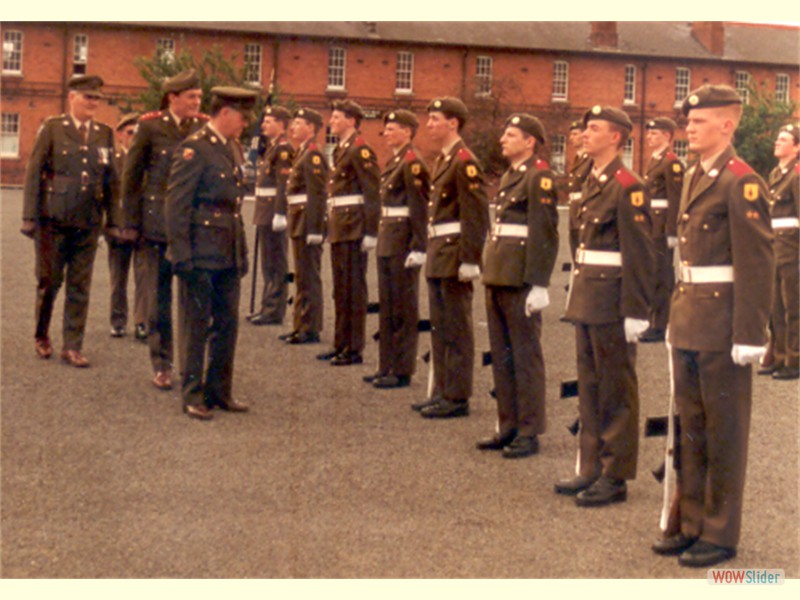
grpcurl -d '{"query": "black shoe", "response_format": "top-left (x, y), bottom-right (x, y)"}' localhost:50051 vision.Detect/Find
top-left (475, 430), bottom-right (517, 451)
top-left (575, 476), bottom-right (627, 507)
top-left (286, 332), bottom-right (320, 344)
top-left (317, 348), bottom-right (338, 360)
top-left (652, 533), bottom-right (698, 556)
top-left (411, 397), bottom-right (439, 412)
top-left (502, 435), bottom-right (539, 459)
top-left (373, 374), bottom-right (410, 388)
top-left (678, 540), bottom-right (736, 568)
top-left (110, 326), bottom-right (126, 338)
top-left (757, 363), bottom-right (781, 375)
top-left (554, 475), bottom-right (598, 496)
top-left (134, 323), bottom-right (148, 341)
top-left (639, 328), bottom-right (665, 343)
top-left (363, 371), bottom-right (385, 384)
top-left (772, 366), bottom-right (799, 380)
top-left (420, 398), bottom-right (469, 419)
top-left (250, 314), bottom-right (281, 326)
top-left (331, 352), bottom-right (363, 366)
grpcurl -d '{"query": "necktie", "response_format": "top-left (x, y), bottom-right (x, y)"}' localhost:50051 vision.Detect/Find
top-left (689, 164), bottom-right (705, 195)
top-left (78, 122), bottom-right (88, 143)
top-left (179, 119), bottom-right (191, 138)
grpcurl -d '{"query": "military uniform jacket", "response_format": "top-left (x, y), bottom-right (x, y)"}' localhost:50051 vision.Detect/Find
top-left (564, 156), bottom-right (655, 324)
top-left (23, 115), bottom-right (114, 229)
top-left (122, 110), bottom-right (206, 243)
top-left (568, 151), bottom-right (593, 201)
top-left (253, 134), bottom-right (294, 227)
top-left (669, 146), bottom-right (774, 352)
top-left (644, 149), bottom-right (683, 239)
top-left (327, 132), bottom-right (380, 243)
top-left (768, 157), bottom-right (799, 265)
top-left (482, 156), bottom-right (559, 288)
top-left (106, 148), bottom-right (128, 230)
top-left (425, 140), bottom-right (490, 279)
top-left (377, 143), bottom-right (429, 258)
top-left (285, 139), bottom-right (328, 240)
top-left (165, 124), bottom-right (248, 275)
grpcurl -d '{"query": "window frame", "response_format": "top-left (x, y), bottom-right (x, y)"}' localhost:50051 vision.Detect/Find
top-left (327, 46), bottom-right (347, 91)
top-left (623, 64), bottom-right (636, 105)
top-left (552, 60), bottom-right (569, 102)
top-left (244, 43), bottom-right (262, 85)
top-left (2, 30), bottom-right (23, 74)
top-left (73, 33), bottom-right (88, 75)
top-left (395, 51), bottom-right (414, 94)
top-left (475, 55), bottom-right (493, 96)
top-left (1, 112), bottom-right (21, 159)
top-left (776, 73), bottom-right (790, 105)
top-left (674, 67), bottom-right (691, 108)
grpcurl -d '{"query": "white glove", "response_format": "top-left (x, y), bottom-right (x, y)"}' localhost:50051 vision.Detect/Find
top-left (457, 263), bottom-right (481, 282)
top-left (667, 236), bottom-right (678, 249)
top-left (272, 214), bottom-right (287, 232)
top-left (404, 251), bottom-right (426, 269)
top-left (624, 318), bottom-right (650, 343)
top-left (306, 233), bottom-right (323, 246)
top-left (731, 344), bottom-right (767, 366)
top-left (361, 235), bottom-right (377, 252)
top-left (525, 286), bottom-right (550, 317)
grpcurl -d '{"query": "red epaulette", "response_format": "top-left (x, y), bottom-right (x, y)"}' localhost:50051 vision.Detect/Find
top-left (307, 141), bottom-right (318, 152)
top-left (666, 151), bottom-right (678, 162)
top-left (354, 136), bottom-right (366, 147)
top-left (140, 110), bottom-right (162, 121)
top-left (457, 147), bottom-right (473, 162)
top-left (614, 168), bottom-right (638, 188)
top-left (404, 148), bottom-right (418, 163)
top-left (794, 163), bottom-right (800, 175)
top-left (727, 157), bottom-right (754, 178)
top-left (535, 158), bottom-right (550, 171)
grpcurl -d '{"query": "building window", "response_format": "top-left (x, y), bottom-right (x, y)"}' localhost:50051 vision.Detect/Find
top-left (1, 113), bottom-right (20, 158)
top-left (673, 139), bottom-right (688, 163)
top-left (735, 71), bottom-right (751, 104)
top-left (623, 64), bottom-right (636, 105)
top-left (776, 73), bottom-right (790, 105)
top-left (327, 46), bottom-right (346, 91)
top-left (550, 134), bottom-right (566, 174)
top-left (674, 67), bottom-right (690, 107)
top-left (73, 34), bottom-right (88, 75)
top-left (156, 38), bottom-right (175, 64)
top-left (622, 138), bottom-right (634, 170)
top-left (3, 30), bottom-right (22, 74)
top-left (244, 43), bottom-right (262, 85)
top-left (395, 51), bottom-right (414, 94)
top-left (476, 55), bottom-right (493, 96)
top-left (552, 61), bottom-right (568, 101)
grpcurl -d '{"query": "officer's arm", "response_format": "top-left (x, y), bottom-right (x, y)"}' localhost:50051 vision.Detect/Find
top-left (120, 125), bottom-right (149, 230)
top-left (353, 145), bottom-right (381, 237)
top-left (665, 158), bottom-right (684, 238)
top-left (304, 152), bottom-right (328, 236)
top-left (618, 185), bottom-right (655, 319)
top-left (275, 144), bottom-right (293, 217)
top-left (455, 159), bottom-right (489, 266)
top-left (524, 170), bottom-right (559, 287)
top-left (22, 121), bottom-right (52, 223)
top-left (403, 159), bottom-right (430, 253)
top-left (165, 142), bottom-right (203, 270)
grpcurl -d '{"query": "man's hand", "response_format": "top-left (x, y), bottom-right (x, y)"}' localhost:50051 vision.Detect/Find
top-left (525, 286), bottom-right (550, 316)
top-left (306, 234), bottom-right (323, 246)
top-left (624, 318), bottom-right (650, 343)
top-left (404, 251), bottom-right (426, 269)
top-left (360, 235), bottom-right (377, 253)
top-left (457, 263), bottom-right (481, 282)
top-left (731, 344), bottom-right (767, 366)
top-left (272, 214), bottom-right (287, 232)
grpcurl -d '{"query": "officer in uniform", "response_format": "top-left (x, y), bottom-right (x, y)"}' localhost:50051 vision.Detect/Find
top-left (165, 86), bottom-right (255, 421)
top-left (556, 106), bottom-right (655, 505)
top-left (318, 100), bottom-right (380, 366)
top-left (759, 123), bottom-right (799, 380)
top-left (567, 120), bottom-right (593, 259)
top-left (364, 109), bottom-right (430, 389)
top-left (21, 75), bottom-right (114, 367)
top-left (416, 97), bottom-right (489, 419)
top-left (248, 105), bottom-right (295, 326)
top-left (640, 117), bottom-right (684, 342)
top-left (106, 112), bottom-right (149, 339)
top-left (652, 85), bottom-right (774, 567)
top-left (477, 114), bottom-right (559, 458)
top-left (121, 69), bottom-right (206, 391)
top-left (280, 108), bottom-right (328, 345)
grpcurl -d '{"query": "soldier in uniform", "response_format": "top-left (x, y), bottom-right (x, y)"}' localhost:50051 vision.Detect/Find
top-left (759, 123), bottom-right (799, 380)
top-left (21, 75), bottom-right (114, 367)
top-left (640, 117), bottom-right (684, 342)
top-left (651, 85), bottom-right (774, 567)
top-left (280, 108), bottom-right (328, 345)
top-left (555, 106), bottom-right (655, 506)
top-left (567, 120), bottom-right (593, 259)
top-left (248, 105), bottom-right (295, 326)
top-left (415, 97), bottom-right (489, 419)
top-left (121, 69), bottom-right (206, 391)
top-left (477, 114), bottom-right (559, 458)
top-left (165, 86), bottom-right (255, 421)
top-left (363, 109), bottom-right (429, 389)
top-left (317, 100), bottom-right (380, 366)
top-left (106, 112), bottom-right (149, 339)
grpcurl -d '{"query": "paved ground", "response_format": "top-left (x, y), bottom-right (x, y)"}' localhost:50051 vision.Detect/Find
top-left (1, 187), bottom-right (797, 583)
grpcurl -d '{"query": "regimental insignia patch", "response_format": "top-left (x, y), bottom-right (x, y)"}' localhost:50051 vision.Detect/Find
top-left (541, 177), bottom-right (552, 191)
top-left (411, 164), bottom-right (421, 175)
top-left (673, 163), bottom-right (682, 173)
top-left (361, 149), bottom-right (371, 160)
top-left (466, 165), bottom-right (478, 178)
top-left (744, 183), bottom-right (759, 201)
top-left (631, 191), bottom-right (644, 207)
top-left (312, 156), bottom-right (321, 165)
top-left (280, 151), bottom-right (289, 160)
top-left (183, 148), bottom-right (195, 160)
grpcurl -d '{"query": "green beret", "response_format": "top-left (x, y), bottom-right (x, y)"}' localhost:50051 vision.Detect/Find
top-left (779, 123), bottom-right (800, 145)
top-left (68, 75), bottom-right (104, 95)
top-left (681, 84), bottom-right (742, 116)
top-left (569, 120), bottom-right (584, 131)
top-left (426, 97), bottom-right (468, 127)
top-left (583, 105), bottom-right (633, 132)
top-left (331, 99), bottom-right (364, 123)
top-left (263, 105), bottom-right (293, 125)
top-left (162, 69), bottom-right (201, 95)
top-left (293, 107), bottom-right (324, 130)
top-left (504, 113), bottom-right (546, 145)
top-left (115, 112), bottom-right (140, 131)
top-left (645, 117), bottom-right (677, 133)
top-left (383, 109), bottom-right (419, 131)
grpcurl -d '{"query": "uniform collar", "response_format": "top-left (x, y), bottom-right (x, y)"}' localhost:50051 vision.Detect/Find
top-left (70, 114), bottom-right (92, 131)
top-left (206, 122), bottom-right (228, 145)
top-left (441, 136), bottom-right (461, 158)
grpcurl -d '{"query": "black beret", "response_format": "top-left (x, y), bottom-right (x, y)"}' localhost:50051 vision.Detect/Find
top-left (569, 120), bottom-right (584, 131)
top-left (162, 69), bottom-right (201, 95)
top-left (645, 117), bottom-right (677, 133)
top-left (263, 105), bottom-right (293, 124)
top-left (211, 86), bottom-right (258, 117)
top-left (504, 113), bottom-right (546, 145)
top-left (583, 105), bottom-right (633, 132)
top-left (293, 107), bottom-right (324, 130)
top-left (115, 112), bottom-right (140, 131)
top-left (779, 123), bottom-right (800, 145)
top-left (426, 97), bottom-right (468, 126)
top-left (331, 99), bottom-right (364, 122)
top-left (68, 75), bottom-right (104, 94)
top-left (383, 109), bottom-right (419, 131)
top-left (681, 84), bottom-right (742, 116)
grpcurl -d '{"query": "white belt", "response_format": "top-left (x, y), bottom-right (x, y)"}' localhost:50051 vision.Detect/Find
top-left (427, 222), bottom-right (461, 238)
top-left (381, 206), bottom-right (410, 218)
top-left (772, 217), bottom-right (800, 229)
top-left (679, 265), bottom-right (734, 284)
top-left (255, 187), bottom-right (278, 197)
top-left (650, 198), bottom-right (669, 209)
top-left (287, 194), bottom-right (307, 206)
top-left (492, 223), bottom-right (528, 238)
top-left (328, 194), bottom-right (364, 209)
top-left (575, 249), bottom-right (622, 267)
top-left (569, 192), bottom-right (582, 202)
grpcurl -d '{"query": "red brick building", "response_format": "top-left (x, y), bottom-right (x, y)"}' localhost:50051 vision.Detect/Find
top-left (2, 21), bottom-right (798, 185)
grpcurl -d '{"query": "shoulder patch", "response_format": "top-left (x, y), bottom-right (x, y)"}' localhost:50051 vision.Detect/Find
top-left (354, 136), bottom-right (366, 147)
top-left (672, 162), bottom-right (683, 174)
top-left (140, 111), bottom-right (162, 121)
top-left (411, 163), bottom-right (422, 176)
top-left (360, 147), bottom-right (372, 160)
top-left (312, 155), bottom-right (322, 166)
top-left (794, 164), bottom-right (800, 175)
top-left (613, 168), bottom-right (638, 188)
top-left (630, 191), bottom-right (645, 207)
top-left (404, 148), bottom-right (417, 163)
top-left (182, 148), bottom-right (195, 161)
top-left (743, 182), bottom-right (760, 201)
top-left (540, 176), bottom-right (552, 191)
top-left (727, 157), bottom-right (754, 178)
top-left (465, 164), bottom-right (478, 179)
top-left (665, 151), bottom-right (678, 162)
top-left (535, 158), bottom-right (550, 171)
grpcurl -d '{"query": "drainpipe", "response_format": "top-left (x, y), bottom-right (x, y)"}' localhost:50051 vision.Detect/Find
top-left (61, 25), bottom-right (70, 113)
top-left (639, 62), bottom-right (647, 173)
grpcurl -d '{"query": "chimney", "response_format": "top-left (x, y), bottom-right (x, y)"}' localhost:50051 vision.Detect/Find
top-left (363, 22), bottom-right (378, 37)
top-left (590, 22), bottom-right (618, 48)
top-left (691, 22), bottom-right (725, 56)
